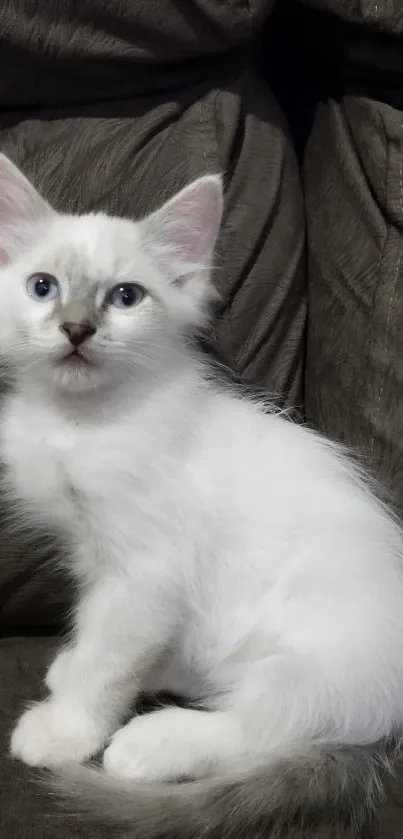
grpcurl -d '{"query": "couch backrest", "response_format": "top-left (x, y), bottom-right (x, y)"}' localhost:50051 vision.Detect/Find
top-left (303, 0), bottom-right (403, 35)
top-left (0, 0), bottom-right (274, 107)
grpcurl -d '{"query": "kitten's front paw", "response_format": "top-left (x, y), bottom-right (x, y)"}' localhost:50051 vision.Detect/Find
top-left (103, 722), bottom-right (154, 780)
top-left (103, 713), bottom-right (186, 782)
top-left (11, 699), bottom-right (105, 768)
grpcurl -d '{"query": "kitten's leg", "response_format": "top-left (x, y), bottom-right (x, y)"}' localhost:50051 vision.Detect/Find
top-left (103, 706), bottom-right (247, 782)
top-left (11, 574), bottom-right (174, 768)
top-left (102, 653), bottom-right (341, 783)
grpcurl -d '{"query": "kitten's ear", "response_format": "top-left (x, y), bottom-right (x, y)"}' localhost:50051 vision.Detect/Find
top-left (0, 154), bottom-right (54, 266)
top-left (141, 175), bottom-right (223, 285)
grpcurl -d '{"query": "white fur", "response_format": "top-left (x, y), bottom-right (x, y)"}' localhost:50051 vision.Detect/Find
top-left (1, 155), bottom-right (403, 783)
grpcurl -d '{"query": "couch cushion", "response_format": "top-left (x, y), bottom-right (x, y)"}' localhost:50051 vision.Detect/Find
top-left (305, 91), bottom-right (403, 513)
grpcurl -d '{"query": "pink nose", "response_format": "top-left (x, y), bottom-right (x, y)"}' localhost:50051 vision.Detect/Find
top-left (60, 321), bottom-right (96, 346)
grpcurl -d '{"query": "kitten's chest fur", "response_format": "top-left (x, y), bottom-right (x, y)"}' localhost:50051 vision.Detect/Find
top-left (0, 391), bottom-right (161, 553)
top-left (3, 398), bottom-right (84, 507)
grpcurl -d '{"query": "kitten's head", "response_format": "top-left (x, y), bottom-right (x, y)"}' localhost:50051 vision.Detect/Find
top-left (0, 154), bottom-right (223, 394)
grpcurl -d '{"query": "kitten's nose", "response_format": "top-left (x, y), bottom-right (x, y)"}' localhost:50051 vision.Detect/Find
top-left (60, 321), bottom-right (96, 346)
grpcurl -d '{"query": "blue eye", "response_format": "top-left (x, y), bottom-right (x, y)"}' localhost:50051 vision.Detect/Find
top-left (108, 283), bottom-right (144, 309)
top-left (26, 273), bottom-right (59, 302)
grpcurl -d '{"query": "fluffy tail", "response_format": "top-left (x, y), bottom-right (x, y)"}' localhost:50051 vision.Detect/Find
top-left (50, 742), bottom-right (392, 839)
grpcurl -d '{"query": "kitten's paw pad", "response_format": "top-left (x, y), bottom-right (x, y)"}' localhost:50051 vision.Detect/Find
top-left (11, 700), bottom-right (104, 768)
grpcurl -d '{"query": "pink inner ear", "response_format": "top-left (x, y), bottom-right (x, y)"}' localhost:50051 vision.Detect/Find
top-left (167, 180), bottom-right (223, 263)
top-left (144, 176), bottom-right (223, 271)
top-left (0, 154), bottom-right (53, 266)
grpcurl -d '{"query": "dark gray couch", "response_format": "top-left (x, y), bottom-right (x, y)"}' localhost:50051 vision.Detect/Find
top-left (1, 1), bottom-right (402, 836)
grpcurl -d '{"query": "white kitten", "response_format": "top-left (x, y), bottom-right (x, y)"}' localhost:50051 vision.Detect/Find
top-left (1, 154), bottom-right (402, 839)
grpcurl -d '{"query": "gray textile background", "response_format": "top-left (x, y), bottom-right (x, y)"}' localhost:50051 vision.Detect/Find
top-left (2, 0), bottom-right (403, 837)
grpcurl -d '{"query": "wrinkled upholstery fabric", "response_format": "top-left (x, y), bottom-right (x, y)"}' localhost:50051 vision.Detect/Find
top-left (302, 12), bottom-right (403, 833)
top-left (301, 0), bottom-right (403, 508)
top-left (302, 0), bottom-right (403, 35)
top-left (305, 95), bottom-right (403, 510)
top-left (2, 1), bottom-right (403, 837)
top-left (0, 1), bottom-right (274, 107)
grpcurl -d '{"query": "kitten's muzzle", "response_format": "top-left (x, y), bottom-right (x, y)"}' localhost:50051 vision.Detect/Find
top-left (60, 321), bottom-right (96, 347)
